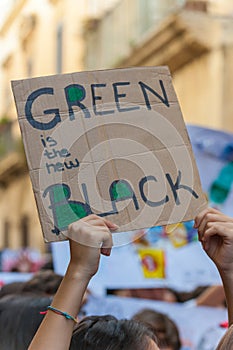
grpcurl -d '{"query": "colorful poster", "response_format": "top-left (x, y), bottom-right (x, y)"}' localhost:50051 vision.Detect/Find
top-left (138, 248), bottom-right (165, 278)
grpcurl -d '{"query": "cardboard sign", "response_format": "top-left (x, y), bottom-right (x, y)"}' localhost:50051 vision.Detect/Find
top-left (11, 66), bottom-right (207, 242)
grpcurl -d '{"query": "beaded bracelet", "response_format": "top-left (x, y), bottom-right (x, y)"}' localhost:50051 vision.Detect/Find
top-left (40, 306), bottom-right (78, 323)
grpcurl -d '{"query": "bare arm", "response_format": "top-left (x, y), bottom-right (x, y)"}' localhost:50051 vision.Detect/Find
top-left (28, 215), bottom-right (117, 350)
top-left (194, 208), bottom-right (233, 325)
top-left (195, 285), bottom-right (225, 308)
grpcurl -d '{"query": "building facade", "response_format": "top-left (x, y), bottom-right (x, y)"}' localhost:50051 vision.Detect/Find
top-left (0, 0), bottom-right (90, 251)
top-left (0, 0), bottom-right (232, 251)
top-left (84, 0), bottom-right (233, 131)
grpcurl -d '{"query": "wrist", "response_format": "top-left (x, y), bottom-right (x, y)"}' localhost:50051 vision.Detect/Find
top-left (66, 262), bottom-right (93, 283)
top-left (217, 263), bottom-right (233, 277)
top-left (218, 268), bottom-right (233, 288)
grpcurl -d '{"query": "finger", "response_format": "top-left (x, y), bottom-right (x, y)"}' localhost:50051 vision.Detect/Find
top-left (194, 207), bottom-right (221, 228)
top-left (198, 213), bottom-right (224, 238)
top-left (102, 218), bottom-right (119, 231)
top-left (71, 225), bottom-right (113, 249)
top-left (198, 211), bottom-right (233, 244)
top-left (194, 208), bottom-right (211, 229)
top-left (67, 225), bottom-right (107, 247)
top-left (82, 215), bottom-right (119, 231)
top-left (100, 228), bottom-right (113, 255)
top-left (201, 223), bottom-right (225, 251)
top-left (81, 214), bottom-right (105, 226)
top-left (195, 209), bottom-right (213, 243)
top-left (88, 216), bottom-right (119, 231)
top-left (101, 247), bottom-right (112, 256)
top-left (67, 215), bottom-right (116, 248)
top-left (201, 221), bottom-right (233, 250)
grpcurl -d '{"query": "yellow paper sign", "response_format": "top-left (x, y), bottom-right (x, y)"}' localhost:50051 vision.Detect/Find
top-left (138, 248), bottom-right (165, 278)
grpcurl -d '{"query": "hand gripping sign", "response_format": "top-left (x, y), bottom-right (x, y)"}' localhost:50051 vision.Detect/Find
top-left (11, 66), bottom-right (207, 244)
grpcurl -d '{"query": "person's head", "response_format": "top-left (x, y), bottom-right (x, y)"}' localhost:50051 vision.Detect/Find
top-left (0, 281), bottom-right (25, 298)
top-left (0, 294), bottom-right (51, 350)
top-left (216, 324), bottom-right (233, 349)
top-left (21, 270), bottom-right (63, 296)
top-left (70, 315), bottom-right (159, 350)
top-left (130, 288), bottom-right (178, 302)
top-left (133, 309), bottom-right (181, 350)
top-left (173, 286), bottom-right (209, 303)
top-left (107, 288), bottom-right (132, 298)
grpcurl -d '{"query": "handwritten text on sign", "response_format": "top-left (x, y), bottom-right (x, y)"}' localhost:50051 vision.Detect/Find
top-left (11, 67), bottom-right (207, 242)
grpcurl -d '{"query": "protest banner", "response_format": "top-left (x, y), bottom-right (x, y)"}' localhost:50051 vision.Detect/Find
top-left (11, 66), bottom-right (207, 242)
top-left (83, 295), bottom-right (227, 350)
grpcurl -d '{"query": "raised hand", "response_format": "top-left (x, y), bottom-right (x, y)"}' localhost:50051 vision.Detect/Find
top-left (194, 207), bottom-right (233, 273)
top-left (68, 214), bottom-right (118, 278)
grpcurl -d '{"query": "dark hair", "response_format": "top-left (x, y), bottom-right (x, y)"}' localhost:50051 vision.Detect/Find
top-left (133, 309), bottom-right (181, 350)
top-left (22, 270), bottom-right (63, 295)
top-left (172, 286), bottom-right (209, 303)
top-left (70, 315), bottom-right (157, 350)
top-left (0, 294), bottom-right (51, 350)
top-left (216, 324), bottom-right (233, 350)
top-left (0, 281), bottom-right (25, 298)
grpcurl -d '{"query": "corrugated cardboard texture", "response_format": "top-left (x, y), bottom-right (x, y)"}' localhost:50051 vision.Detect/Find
top-left (11, 66), bottom-right (207, 242)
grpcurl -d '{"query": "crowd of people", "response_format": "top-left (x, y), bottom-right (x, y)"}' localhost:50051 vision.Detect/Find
top-left (1, 207), bottom-right (233, 349)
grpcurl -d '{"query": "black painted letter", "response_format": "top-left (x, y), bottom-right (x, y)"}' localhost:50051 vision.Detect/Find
top-left (91, 84), bottom-right (115, 115)
top-left (25, 88), bottom-right (61, 130)
top-left (139, 175), bottom-right (169, 207)
top-left (65, 84), bottom-right (91, 120)
top-left (113, 82), bottom-right (140, 112)
top-left (139, 80), bottom-right (170, 109)
top-left (166, 171), bottom-right (198, 205)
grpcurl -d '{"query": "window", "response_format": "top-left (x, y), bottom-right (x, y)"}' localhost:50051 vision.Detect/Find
top-left (56, 23), bottom-right (63, 74)
top-left (3, 220), bottom-right (10, 248)
top-left (20, 215), bottom-right (29, 248)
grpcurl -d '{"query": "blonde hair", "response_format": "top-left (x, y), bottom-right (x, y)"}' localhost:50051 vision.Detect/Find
top-left (216, 324), bottom-right (233, 349)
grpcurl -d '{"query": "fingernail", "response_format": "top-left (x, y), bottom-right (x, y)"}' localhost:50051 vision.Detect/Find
top-left (101, 248), bottom-right (111, 256)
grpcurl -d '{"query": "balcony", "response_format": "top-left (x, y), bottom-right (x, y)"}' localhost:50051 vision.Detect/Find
top-left (83, 0), bottom-right (185, 70)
